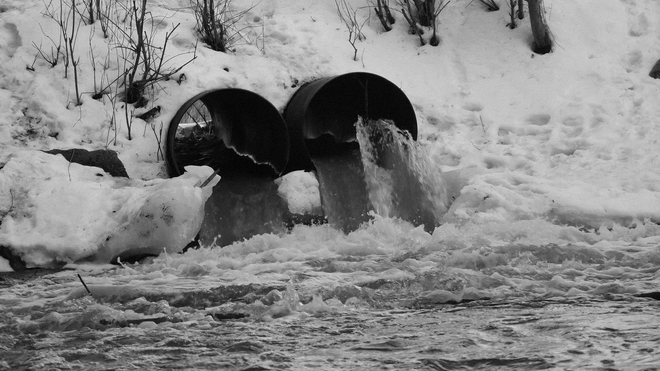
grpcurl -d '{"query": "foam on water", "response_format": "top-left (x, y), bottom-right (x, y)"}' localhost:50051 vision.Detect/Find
top-left (2, 214), bottom-right (660, 369)
top-left (53, 215), bottom-right (658, 301)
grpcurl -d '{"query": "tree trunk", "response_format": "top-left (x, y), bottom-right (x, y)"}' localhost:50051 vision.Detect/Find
top-left (414, 0), bottom-right (434, 27)
top-left (88, 0), bottom-right (94, 24)
top-left (430, 20), bottom-right (439, 46)
top-left (517, 0), bottom-right (524, 19)
top-left (527, 0), bottom-right (552, 54)
top-left (375, 0), bottom-right (393, 31)
top-left (508, 0), bottom-right (516, 29)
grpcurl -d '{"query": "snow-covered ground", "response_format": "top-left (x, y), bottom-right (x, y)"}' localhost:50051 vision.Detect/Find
top-left (1, 0), bottom-right (659, 269)
top-left (2, 1), bottom-right (660, 369)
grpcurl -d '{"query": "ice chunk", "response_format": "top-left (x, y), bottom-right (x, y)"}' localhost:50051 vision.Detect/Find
top-left (98, 165), bottom-right (219, 262)
top-left (275, 170), bottom-right (322, 215)
top-left (0, 151), bottom-right (219, 266)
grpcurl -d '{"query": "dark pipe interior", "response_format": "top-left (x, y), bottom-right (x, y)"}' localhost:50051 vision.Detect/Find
top-left (164, 74), bottom-right (417, 240)
top-left (166, 88), bottom-right (289, 178)
top-left (283, 72), bottom-right (417, 173)
top-left (165, 89), bottom-right (292, 247)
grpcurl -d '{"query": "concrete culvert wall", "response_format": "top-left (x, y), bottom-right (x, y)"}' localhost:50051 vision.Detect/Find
top-left (283, 72), bottom-right (418, 173)
top-left (166, 88), bottom-right (289, 178)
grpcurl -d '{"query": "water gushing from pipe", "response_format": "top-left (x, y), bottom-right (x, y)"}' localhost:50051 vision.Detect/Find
top-left (311, 117), bottom-right (448, 233)
top-left (356, 117), bottom-right (449, 232)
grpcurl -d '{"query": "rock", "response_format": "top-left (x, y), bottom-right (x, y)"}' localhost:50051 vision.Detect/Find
top-left (650, 59), bottom-right (660, 79)
top-left (136, 106), bottom-right (161, 122)
top-left (0, 244), bottom-right (26, 271)
top-left (636, 292), bottom-right (660, 300)
top-left (44, 148), bottom-right (129, 178)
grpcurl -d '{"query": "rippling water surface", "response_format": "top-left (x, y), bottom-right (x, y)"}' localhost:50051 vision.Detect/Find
top-left (2, 219), bottom-right (660, 370)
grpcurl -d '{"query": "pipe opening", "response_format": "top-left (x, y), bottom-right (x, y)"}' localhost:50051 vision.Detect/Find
top-left (166, 89), bottom-right (291, 247)
top-left (283, 72), bottom-right (418, 232)
top-left (166, 88), bottom-right (289, 178)
top-left (284, 72), bottom-right (417, 173)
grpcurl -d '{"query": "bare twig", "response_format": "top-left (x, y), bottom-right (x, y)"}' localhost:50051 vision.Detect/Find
top-left (26, 54), bottom-right (38, 71)
top-left (87, 0), bottom-right (94, 24)
top-left (125, 0), bottom-right (147, 102)
top-left (478, 0), bottom-right (499, 11)
top-left (371, 0), bottom-right (394, 31)
top-left (151, 121), bottom-right (165, 161)
top-left (88, 25), bottom-right (105, 100)
top-left (400, 0), bottom-right (425, 45)
top-left (67, 0), bottom-right (82, 106)
top-left (117, 0), bottom-right (197, 103)
top-left (32, 22), bottom-right (64, 68)
top-left (335, 0), bottom-right (368, 61)
top-left (123, 73), bottom-right (133, 140)
top-left (191, 0), bottom-right (257, 52)
top-left (96, 0), bottom-right (113, 38)
top-left (77, 274), bottom-right (93, 296)
top-left (507, 0), bottom-right (517, 29)
top-left (42, 0), bottom-right (73, 78)
top-left (105, 105), bottom-right (118, 147)
top-left (67, 148), bottom-right (74, 181)
top-left (199, 167), bottom-right (221, 188)
top-left (398, 0), bottom-right (449, 46)
top-left (430, 0), bottom-right (450, 46)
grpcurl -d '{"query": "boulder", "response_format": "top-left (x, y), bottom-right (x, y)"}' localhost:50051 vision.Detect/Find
top-left (44, 148), bottom-right (129, 178)
top-left (650, 59), bottom-right (660, 79)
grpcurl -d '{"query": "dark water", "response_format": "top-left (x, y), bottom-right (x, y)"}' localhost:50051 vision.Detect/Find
top-left (1, 284), bottom-right (659, 370)
top-left (1, 234), bottom-right (660, 370)
top-left (313, 146), bottom-right (373, 233)
top-left (199, 177), bottom-right (289, 247)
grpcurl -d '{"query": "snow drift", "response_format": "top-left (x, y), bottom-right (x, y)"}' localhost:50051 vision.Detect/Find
top-left (0, 151), bottom-right (219, 267)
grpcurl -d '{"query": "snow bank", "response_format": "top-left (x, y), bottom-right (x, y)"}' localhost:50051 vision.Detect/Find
top-left (0, 151), bottom-right (219, 267)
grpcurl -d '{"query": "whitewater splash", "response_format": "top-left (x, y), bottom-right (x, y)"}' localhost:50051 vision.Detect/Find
top-left (311, 117), bottom-right (450, 233)
top-left (356, 117), bottom-right (449, 232)
top-left (3, 128), bottom-right (660, 370)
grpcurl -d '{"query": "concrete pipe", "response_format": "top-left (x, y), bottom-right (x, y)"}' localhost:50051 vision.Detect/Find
top-left (282, 72), bottom-right (417, 173)
top-left (166, 88), bottom-right (289, 178)
top-left (282, 72), bottom-right (418, 232)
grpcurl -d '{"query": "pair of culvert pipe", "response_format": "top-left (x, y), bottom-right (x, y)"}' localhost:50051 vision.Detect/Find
top-left (165, 72), bottom-right (417, 246)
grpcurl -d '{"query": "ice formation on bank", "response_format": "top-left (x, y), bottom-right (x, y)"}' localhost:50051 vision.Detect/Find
top-left (0, 151), bottom-right (219, 267)
top-left (275, 170), bottom-right (322, 215)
